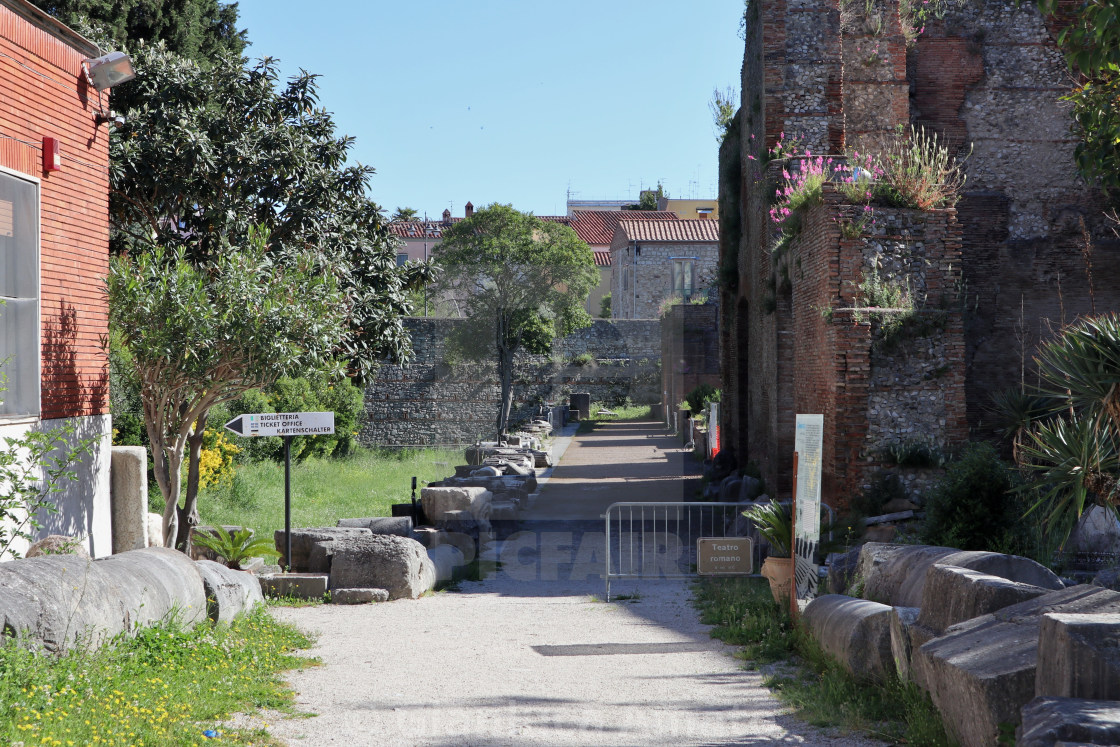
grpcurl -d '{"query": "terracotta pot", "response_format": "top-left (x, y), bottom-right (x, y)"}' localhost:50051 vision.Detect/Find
top-left (760, 555), bottom-right (793, 604)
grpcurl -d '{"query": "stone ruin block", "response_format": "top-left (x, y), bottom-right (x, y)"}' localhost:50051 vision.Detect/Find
top-left (801, 594), bottom-right (894, 681)
top-left (1036, 612), bottom-right (1120, 700)
top-left (917, 564), bottom-right (1051, 635)
top-left (336, 517), bottom-right (414, 536)
top-left (1018, 697), bottom-right (1120, 747)
top-left (917, 585), bottom-right (1120, 747)
top-left (273, 527), bottom-right (372, 573)
top-left (328, 534), bottom-right (435, 600)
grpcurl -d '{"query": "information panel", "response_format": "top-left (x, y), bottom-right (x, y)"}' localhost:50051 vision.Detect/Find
top-left (793, 414), bottom-right (824, 601)
top-left (224, 411), bottom-right (335, 438)
top-left (696, 537), bottom-right (753, 576)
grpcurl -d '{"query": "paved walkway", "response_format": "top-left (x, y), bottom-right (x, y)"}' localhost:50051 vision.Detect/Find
top-left (264, 421), bottom-right (876, 746)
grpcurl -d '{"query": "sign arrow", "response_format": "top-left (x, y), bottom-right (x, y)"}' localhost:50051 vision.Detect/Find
top-left (224, 414), bottom-right (246, 436)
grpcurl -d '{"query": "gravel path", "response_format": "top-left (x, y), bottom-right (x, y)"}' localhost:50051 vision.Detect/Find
top-left (263, 422), bottom-right (881, 746)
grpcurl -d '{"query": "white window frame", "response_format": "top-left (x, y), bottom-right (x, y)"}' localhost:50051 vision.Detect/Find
top-left (670, 257), bottom-right (696, 301)
top-left (0, 165), bottom-right (41, 423)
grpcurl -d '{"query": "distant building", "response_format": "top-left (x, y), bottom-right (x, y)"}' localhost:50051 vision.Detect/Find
top-left (610, 219), bottom-right (720, 319)
top-left (657, 197), bottom-right (718, 221)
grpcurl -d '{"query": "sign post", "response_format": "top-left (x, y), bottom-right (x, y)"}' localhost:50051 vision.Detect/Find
top-left (793, 414), bottom-right (824, 615)
top-left (225, 412), bottom-right (335, 571)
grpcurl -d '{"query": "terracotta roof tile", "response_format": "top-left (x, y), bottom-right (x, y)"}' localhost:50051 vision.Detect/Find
top-left (569, 210), bottom-right (679, 246)
top-left (389, 214), bottom-right (572, 239)
top-left (593, 251), bottom-right (612, 267)
top-left (614, 219), bottom-right (719, 244)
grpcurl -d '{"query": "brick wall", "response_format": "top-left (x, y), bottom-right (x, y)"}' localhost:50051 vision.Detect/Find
top-left (661, 303), bottom-right (720, 421)
top-left (0, 1), bottom-right (109, 421)
top-left (362, 318), bottom-right (662, 445)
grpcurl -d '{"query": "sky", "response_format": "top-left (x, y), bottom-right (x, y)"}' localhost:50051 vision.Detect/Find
top-left (234, 1), bottom-right (746, 220)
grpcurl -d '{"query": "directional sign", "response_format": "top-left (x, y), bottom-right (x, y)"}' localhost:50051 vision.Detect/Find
top-left (224, 411), bottom-right (335, 438)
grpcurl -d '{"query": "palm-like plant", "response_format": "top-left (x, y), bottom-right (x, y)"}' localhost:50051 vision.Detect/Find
top-left (741, 499), bottom-right (792, 558)
top-left (1019, 313), bottom-right (1120, 546)
top-left (192, 526), bottom-right (280, 570)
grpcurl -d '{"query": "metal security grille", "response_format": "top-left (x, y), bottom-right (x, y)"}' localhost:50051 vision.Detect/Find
top-left (602, 500), bottom-right (835, 601)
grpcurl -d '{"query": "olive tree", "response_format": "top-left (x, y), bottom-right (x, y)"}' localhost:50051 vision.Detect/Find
top-left (108, 229), bottom-right (352, 548)
top-left (433, 204), bottom-right (598, 436)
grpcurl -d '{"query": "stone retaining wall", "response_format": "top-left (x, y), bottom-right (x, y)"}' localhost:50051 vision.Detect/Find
top-left (362, 318), bottom-right (661, 445)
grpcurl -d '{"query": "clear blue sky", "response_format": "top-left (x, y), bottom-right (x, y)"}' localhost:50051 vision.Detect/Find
top-left (235, 1), bottom-right (745, 220)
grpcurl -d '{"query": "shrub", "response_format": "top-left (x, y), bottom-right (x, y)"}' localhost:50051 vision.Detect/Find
top-left (684, 383), bottom-right (720, 416)
top-left (875, 125), bottom-right (969, 210)
top-left (569, 352), bottom-right (595, 367)
top-left (920, 442), bottom-right (1027, 552)
top-left (599, 292), bottom-right (611, 318)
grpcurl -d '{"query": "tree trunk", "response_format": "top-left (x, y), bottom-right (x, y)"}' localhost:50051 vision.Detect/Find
top-left (176, 412), bottom-right (208, 551)
top-left (161, 449), bottom-right (182, 548)
top-left (496, 344), bottom-right (515, 438)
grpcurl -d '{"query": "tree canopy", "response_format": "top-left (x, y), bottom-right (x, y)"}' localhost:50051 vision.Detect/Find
top-left (108, 228), bottom-right (352, 547)
top-left (433, 204), bottom-right (598, 436)
top-left (110, 44), bottom-right (430, 372)
top-left (31, 0), bottom-right (245, 63)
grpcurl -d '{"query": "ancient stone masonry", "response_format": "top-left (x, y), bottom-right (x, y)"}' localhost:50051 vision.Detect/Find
top-left (721, 0), bottom-right (1120, 501)
top-left (362, 318), bottom-right (661, 445)
top-left (661, 304), bottom-right (721, 420)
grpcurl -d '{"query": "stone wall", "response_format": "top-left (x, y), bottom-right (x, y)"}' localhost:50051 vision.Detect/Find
top-left (661, 303), bottom-right (721, 423)
top-left (611, 240), bottom-right (720, 320)
top-left (361, 318), bottom-right (661, 445)
top-left (790, 188), bottom-right (967, 503)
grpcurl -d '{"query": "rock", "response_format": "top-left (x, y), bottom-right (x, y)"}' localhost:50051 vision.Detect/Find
top-left (25, 535), bottom-right (90, 559)
top-left (257, 573), bottom-right (328, 600)
top-left (273, 527), bottom-right (372, 572)
top-left (328, 534), bottom-right (436, 600)
top-left (1066, 505), bottom-right (1120, 555)
top-left (194, 559), bottom-right (264, 623)
top-left (826, 547), bottom-right (861, 596)
top-left (110, 446), bottom-right (149, 553)
top-left (427, 544), bottom-right (467, 582)
top-left (917, 585), bottom-right (1120, 747)
top-left (146, 513), bottom-right (165, 548)
top-left (331, 588), bottom-right (389, 604)
top-left (1036, 612), bottom-right (1120, 700)
top-left (862, 524), bottom-right (898, 543)
top-left (1018, 697), bottom-right (1120, 747)
top-left (889, 606), bottom-right (927, 682)
top-left (882, 498), bottom-right (919, 513)
top-left (409, 527), bottom-right (445, 548)
top-left (718, 476), bottom-right (742, 503)
top-left (738, 475), bottom-right (764, 502)
top-left (0, 547), bottom-right (207, 651)
top-left (471, 466), bottom-right (501, 477)
top-left (916, 564), bottom-right (1051, 635)
top-left (801, 594), bottom-right (894, 681)
top-left (420, 486), bottom-right (493, 524)
top-left (336, 517), bottom-right (414, 536)
top-left (857, 543), bottom-right (1063, 608)
top-left (1092, 568), bottom-right (1120, 591)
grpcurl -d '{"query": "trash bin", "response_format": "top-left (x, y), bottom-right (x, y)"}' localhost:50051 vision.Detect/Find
top-left (570, 392), bottom-right (591, 421)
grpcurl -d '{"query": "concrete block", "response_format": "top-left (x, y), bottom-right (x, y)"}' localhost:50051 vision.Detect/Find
top-left (802, 594), bottom-right (894, 681)
top-left (336, 517), bottom-right (414, 536)
top-left (1036, 612), bottom-right (1120, 700)
top-left (917, 564), bottom-right (1051, 635)
top-left (257, 573), bottom-right (329, 600)
top-left (331, 588), bottom-right (389, 604)
top-left (110, 446), bottom-right (149, 553)
top-left (919, 585), bottom-right (1120, 747)
top-left (1018, 697), bottom-right (1120, 747)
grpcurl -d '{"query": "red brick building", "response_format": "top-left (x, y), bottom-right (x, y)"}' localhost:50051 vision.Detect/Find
top-left (0, 0), bottom-right (114, 557)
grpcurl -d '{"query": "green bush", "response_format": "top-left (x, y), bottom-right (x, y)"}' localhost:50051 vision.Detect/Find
top-left (920, 442), bottom-right (1028, 552)
top-left (684, 383), bottom-right (720, 416)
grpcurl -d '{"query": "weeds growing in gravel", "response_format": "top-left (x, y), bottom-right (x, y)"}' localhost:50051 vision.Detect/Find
top-left (693, 577), bottom-right (953, 746)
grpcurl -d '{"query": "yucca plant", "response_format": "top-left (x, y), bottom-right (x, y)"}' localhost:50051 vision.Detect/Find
top-left (742, 499), bottom-right (792, 558)
top-left (192, 525), bottom-right (280, 570)
top-left (989, 388), bottom-right (1058, 466)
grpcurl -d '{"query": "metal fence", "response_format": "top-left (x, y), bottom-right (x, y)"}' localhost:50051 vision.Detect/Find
top-left (602, 500), bottom-right (835, 601)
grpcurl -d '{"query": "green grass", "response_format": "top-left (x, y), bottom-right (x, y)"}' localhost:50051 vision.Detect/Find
top-left (0, 609), bottom-right (313, 746)
top-left (197, 447), bottom-right (460, 538)
top-left (576, 402), bottom-right (656, 433)
top-left (693, 577), bottom-right (954, 746)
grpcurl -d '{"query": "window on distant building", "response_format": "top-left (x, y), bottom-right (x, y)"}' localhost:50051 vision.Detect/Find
top-left (0, 169), bottom-right (40, 418)
top-left (396, 253), bottom-right (409, 267)
top-left (697, 208), bottom-right (713, 220)
top-left (671, 258), bottom-right (695, 301)
top-left (622, 267), bottom-right (629, 291)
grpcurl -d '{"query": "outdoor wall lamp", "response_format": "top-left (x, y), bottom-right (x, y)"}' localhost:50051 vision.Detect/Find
top-left (83, 51), bottom-right (136, 91)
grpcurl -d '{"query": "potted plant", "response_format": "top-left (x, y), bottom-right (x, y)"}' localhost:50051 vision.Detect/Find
top-left (191, 525), bottom-right (280, 571)
top-left (742, 499), bottom-right (794, 603)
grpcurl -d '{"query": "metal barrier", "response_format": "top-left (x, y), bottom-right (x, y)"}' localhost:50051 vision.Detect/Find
top-left (602, 500), bottom-right (834, 601)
